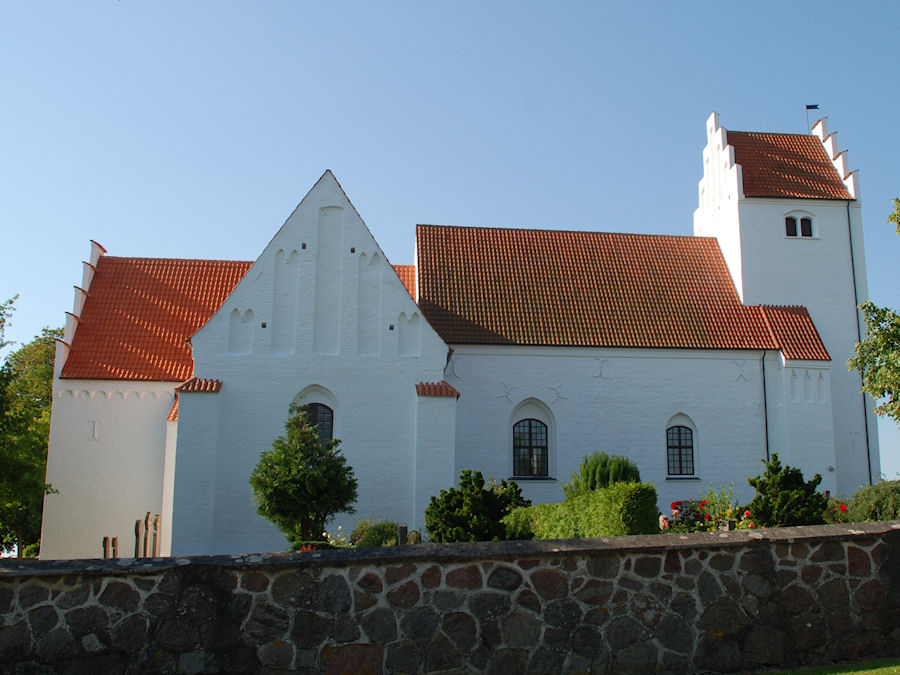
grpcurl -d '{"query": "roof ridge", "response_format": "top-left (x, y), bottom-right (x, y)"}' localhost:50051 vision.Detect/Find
top-left (101, 256), bottom-right (255, 264)
top-left (417, 224), bottom-right (704, 241)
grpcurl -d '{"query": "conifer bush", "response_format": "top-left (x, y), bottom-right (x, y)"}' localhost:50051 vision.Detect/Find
top-left (744, 453), bottom-right (827, 527)
top-left (562, 451), bottom-right (641, 499)
top-left (425, 469), bottom-right (530, 542)
top-left (250, 404), bottom-right (358, 546)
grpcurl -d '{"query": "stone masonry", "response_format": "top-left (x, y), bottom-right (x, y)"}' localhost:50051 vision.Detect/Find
top-left (1, 522), bottom-right (899, 673)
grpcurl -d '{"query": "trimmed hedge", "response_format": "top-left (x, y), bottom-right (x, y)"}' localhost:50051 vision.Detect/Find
top-left (503, 482), bottom-right (659, 539)
top-left (849, 480), bottom-right (900, 522)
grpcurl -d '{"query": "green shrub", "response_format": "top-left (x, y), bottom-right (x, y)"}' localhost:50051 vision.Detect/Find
top-left (357, 520), bottom-right (400, 547)
top-left (504, 482), bottom-right (658, 539)
top-left (350, 519), bottom-right (373, 545)
top-left (745, 453), bottom-right (827, 527)
top-left (425, 470), bottom-right (530, 542)
top-left (848, 480), bottom-right (900, 522)
top-left (562, 452), bottom-right (641, 499)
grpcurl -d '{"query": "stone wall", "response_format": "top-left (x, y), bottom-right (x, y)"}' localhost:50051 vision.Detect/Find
top-left (2, 522), bottom-right (899, 674)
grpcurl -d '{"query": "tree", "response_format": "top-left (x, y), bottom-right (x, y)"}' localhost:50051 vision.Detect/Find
top-left (849, 302), bottom-right (900, 423)
top-left (745, 453), bottom-right (827, 527)
top-left (889, 197), bottom-right (900, 235)
top-left (0, 297), bottom-right (61, 557)
top-left (425, 469), bottom-right (530, 542)
top-left (249, 404), bottom-right (358, 545)
top-left (847, 198), bottom-right (900, 424)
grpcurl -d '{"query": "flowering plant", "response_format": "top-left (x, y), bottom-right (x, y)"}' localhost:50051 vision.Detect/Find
top-left (322, 525), bottom-right (350, 547)
top-left (822, 497), bottom-right (853, 524)
top-left (666, 484), bottom-right (741, 533)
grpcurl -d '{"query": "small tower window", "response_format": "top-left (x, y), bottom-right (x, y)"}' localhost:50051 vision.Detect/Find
top-left (785, 217), bottom-right (798, 237)
top-left (800, 217), bottom-right (813, 237)
top-left (785, 215), bottom-right (814, 238)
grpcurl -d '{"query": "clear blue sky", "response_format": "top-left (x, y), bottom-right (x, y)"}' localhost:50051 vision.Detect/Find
top-left (2, 2), bottom-right (898, 481)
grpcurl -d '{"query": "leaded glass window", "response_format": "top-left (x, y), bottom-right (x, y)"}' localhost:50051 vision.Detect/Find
top-left (305, 403), bottom-right (334, 444)
top-left (667, 425), bottom-right (694, 476)
top-left (513, 419), bottom-right (548, 477)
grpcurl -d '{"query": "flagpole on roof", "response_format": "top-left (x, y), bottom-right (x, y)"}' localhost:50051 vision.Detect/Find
top-left (805, 104), bottom-right (819, 133)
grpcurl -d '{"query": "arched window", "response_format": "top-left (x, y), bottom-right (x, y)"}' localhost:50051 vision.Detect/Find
top-left (666, 425), bottom-right (694, 476)
top-left (785, 215), bottom-right (813, 238)
top-left (305, 403), bottom-right (334, 444)
top-left (513, 419), bottom-right (548, 477)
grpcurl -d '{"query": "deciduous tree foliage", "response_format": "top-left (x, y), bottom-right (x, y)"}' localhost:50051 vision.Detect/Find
top-left (250, 404), bottom-right (358, 545)
top-left (888, 197), bottom-right (900, 235)
top-left (0, 298), bottom-right (60, 557)
top-left (847, 198), bottom-right (900, 424)
top-left (849, 301), bottom-right (900, 423)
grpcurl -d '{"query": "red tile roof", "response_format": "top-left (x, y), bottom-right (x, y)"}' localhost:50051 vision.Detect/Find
top-left (416, 380), bottom-right (460, 398)
top-left (416, 225), bottom-right (829, 359)
top-left (760, 306), bottom-right (830, 361)
top-left (726, 131), bottom-right (852, 200)
top-left (176, 377), bottom-right (223, 393)
top-left (61, 257), bottom-right (253, 381)
top-left (394, 264), bottom-right (416, 298)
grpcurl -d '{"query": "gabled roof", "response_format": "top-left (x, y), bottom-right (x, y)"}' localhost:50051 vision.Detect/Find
top-left (62, 253), bottom-right (427, 381)
top-left (727, 130), bottom-right (852, 200)
top-left (416, 225), bottom-right (829, 359)
top-left (62, 257), bottom-right (253, 381)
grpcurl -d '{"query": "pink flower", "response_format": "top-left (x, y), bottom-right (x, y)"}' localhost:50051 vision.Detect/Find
top-left (748, 522), bottom-right (755, 529)
top-left (744, 510), bottom-right (751, 518)
top-left (672, 509), bottom-right (680, 517)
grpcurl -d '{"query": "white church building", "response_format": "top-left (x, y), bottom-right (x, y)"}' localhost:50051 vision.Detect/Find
top-left (40, 114), bottom-right (879, 559)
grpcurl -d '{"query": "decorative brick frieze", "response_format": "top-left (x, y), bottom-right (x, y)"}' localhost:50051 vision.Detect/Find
top-left (1, 523), bottom-right (899, 673)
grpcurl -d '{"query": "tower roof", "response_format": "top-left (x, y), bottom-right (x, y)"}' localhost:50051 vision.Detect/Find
top-left (727, 130), bottom-right (852, 200)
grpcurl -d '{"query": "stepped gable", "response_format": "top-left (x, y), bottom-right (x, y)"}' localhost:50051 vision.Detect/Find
top-left (727, 130), bottom-right (852, 200)
top-left (416, 224), bottom-right (828, 359)
top-left (61, 257), bottom-right (253, 381)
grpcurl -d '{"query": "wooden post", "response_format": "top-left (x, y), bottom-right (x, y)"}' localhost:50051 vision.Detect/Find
top-left (398, 523), bottom-right (408, 546)
top-left (152, 514), bottom-right (160, 557)
top-left (143, 512), bottom-right (151, 558)
top-left (103, 536), bottom-right (110, 559)
top-left (134, 520), bottom-right (143, 558)
top-left (112, 537), bottom-right (119, 559)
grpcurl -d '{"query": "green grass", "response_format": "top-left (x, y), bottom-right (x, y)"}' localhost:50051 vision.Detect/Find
top-left (763, 659), bottom-right (900, 674)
